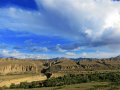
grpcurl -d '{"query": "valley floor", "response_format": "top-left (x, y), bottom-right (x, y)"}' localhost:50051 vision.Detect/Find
top-left (0, 70), bottom-right (120, 87)
top-left (5, 82), bottom-right (120, 90)
top-left (0, 74), bottom-right (46, 87)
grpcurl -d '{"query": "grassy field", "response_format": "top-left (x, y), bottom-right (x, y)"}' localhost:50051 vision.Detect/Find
top-left (4, 82), bottom-right (120, 90)
top-left (0, 74), bottom-right (46, 87)
top-left (0, 74), bottom-right (37, 80)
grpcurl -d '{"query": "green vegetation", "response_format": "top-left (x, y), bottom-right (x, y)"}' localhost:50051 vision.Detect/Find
top-left (9, 72), bottom-right (120, 89)
top-left (4, 82), bottom-right (120, 90)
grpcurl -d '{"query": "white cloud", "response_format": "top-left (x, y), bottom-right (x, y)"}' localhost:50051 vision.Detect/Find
top-left (56, 44), bottom-right (67, 52)
top-left (0, 7), bottom-right (49, 35)
top-left (65, 52), bottom-right (76, 56)
top-left (64, 51), bottom-right (119, 58)
top-left (79, 52), bottom-right (119, 58)
top-left (0, 0), bottom-right (119, 39)
top-left (1, 0), bottom-right (120, 42)
top-left (72, 47), bottom-right (81, 51)
top-left (38, 0), bottom-right (120, 42)
top-left (0, 49), bottom-right (50, 59)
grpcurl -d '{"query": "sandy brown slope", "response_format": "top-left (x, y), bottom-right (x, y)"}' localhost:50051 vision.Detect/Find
top-left (0, 74), bottom-right (46, 87)
top-left (0, 59), bottom-right (45, 75)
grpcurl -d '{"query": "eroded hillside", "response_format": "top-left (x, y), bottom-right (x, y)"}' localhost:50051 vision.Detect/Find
top-left (0, 58), bottom-right (45, 75)
top-left (0, 58), bottom-right (120, 75)
top-left (46, 58), bottom-right (120, 74)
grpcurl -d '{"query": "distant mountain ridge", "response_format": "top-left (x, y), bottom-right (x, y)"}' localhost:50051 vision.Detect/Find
top-left (1, 54), bottom-right (120, 60)
top-left (113, 55), bottom-right (120, 59)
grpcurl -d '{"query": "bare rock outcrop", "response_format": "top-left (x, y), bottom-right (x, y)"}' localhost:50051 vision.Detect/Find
top-left (0, 59), bottom-right (44, 75)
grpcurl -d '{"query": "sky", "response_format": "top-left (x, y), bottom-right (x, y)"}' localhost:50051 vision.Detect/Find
top-left (0, 0), bottom-right (120, 59)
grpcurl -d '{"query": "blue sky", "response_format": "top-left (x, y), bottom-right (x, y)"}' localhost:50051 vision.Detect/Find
top-left (0, 0), bottom-right (120, 59)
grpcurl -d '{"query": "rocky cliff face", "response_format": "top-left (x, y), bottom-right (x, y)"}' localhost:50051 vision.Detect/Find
top-left (0, 64), bottom-right (37, 74)
top-left (0, 59), bottom-right (45, 75)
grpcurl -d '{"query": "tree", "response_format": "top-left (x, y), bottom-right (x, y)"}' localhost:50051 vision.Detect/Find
top-left (10, 83), bottom-right (17, 89)
top-left (45, 72), bottom-right (52, 79)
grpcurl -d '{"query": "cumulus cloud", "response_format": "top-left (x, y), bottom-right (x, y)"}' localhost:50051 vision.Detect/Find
top-left (38, 0), bottom-right (120, 46)
top-left (0, 0), bottom-right (120, 46)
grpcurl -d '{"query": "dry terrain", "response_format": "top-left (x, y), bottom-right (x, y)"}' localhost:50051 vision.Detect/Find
top-left (0, 57), bottom-right (120, 87)
top-left (0, 74), bottom-right (46, 87)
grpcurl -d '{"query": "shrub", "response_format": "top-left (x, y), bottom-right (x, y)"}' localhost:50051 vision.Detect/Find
top-left (9, 72), bottom-right (120, 89)
top-left (19, 82), bottom-right (30, 89)
top-left (10, 83), bottom-right (17, 89)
